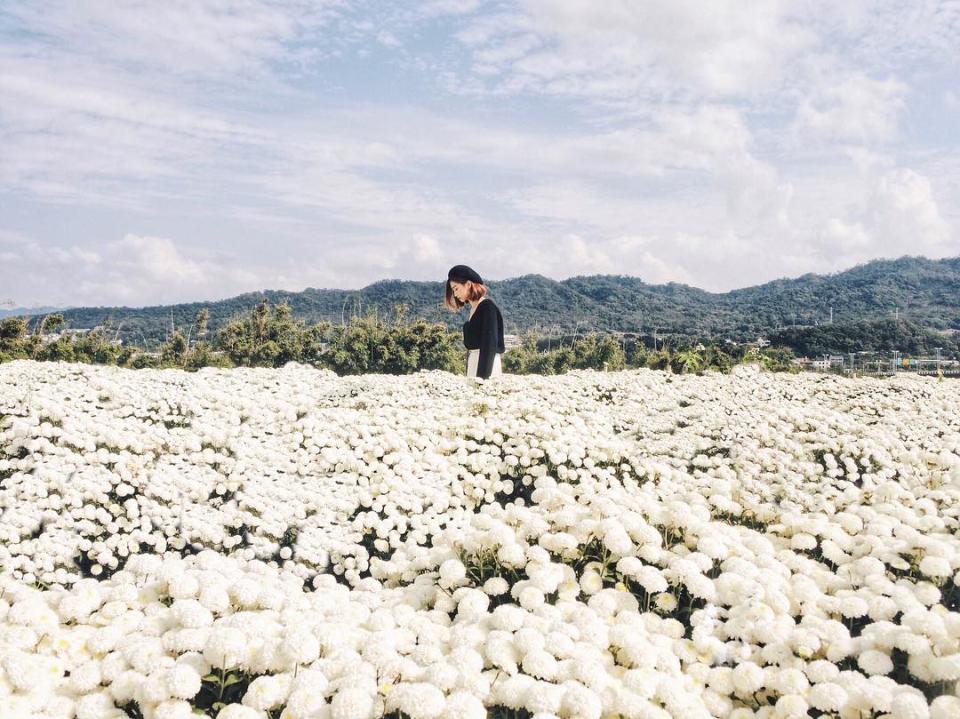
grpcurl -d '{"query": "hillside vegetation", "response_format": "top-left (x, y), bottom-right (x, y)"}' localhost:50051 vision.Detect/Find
top-left (17, 256), bottom-right (960, 347)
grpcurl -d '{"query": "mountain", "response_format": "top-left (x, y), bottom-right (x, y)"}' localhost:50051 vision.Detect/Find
top-left (0, 305), bottom-right (71, 319)
top-left (11, 256), bottom-right (960, 347)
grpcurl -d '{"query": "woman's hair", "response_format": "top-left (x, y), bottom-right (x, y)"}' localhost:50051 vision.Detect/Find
top-left (445, 279), bottom-right (487, 311)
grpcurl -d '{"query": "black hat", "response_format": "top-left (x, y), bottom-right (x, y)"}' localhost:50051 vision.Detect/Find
top-left (447, 264), bottom-right (483, 284)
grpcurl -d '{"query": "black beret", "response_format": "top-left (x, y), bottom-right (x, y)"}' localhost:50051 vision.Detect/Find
top-left (447, 264), bottom-right (483, 284)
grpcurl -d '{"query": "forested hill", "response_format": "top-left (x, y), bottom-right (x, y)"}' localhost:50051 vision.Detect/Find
top-left (22, 255), bottom-right (960, 346)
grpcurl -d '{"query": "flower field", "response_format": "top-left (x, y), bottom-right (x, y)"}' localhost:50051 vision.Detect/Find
top-left (1, 360), bottom-right (959, 719)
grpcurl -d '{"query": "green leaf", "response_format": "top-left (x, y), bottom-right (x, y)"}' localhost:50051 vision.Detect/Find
top-left (202, 673), bottom-right (220, 683)
top-left (223, 674), bottom-right (245, 688)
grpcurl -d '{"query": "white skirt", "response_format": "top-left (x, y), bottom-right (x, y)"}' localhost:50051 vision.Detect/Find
top-left (466, 349), bottom-right (502, 378)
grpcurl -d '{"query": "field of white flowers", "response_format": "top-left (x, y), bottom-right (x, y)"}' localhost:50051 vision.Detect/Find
top-left (1, 360), bottom-right (959, 719)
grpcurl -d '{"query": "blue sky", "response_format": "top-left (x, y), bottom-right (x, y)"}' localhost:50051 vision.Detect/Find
top-left (0, 0), bottom-right (958, 308)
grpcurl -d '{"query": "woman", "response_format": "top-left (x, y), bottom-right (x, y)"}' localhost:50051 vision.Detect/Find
top-left (444, 264), bottom-right (505, 379)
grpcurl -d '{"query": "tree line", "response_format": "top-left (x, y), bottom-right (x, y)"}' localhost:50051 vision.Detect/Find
top-left (25, 256), bottom-right (960, 347)
top-left (1, 299), bottom-right (799, 375)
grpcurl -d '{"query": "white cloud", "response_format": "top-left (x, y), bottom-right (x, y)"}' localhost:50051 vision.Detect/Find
top-left (3, 1), bottom-right (343, 81)
top-left (449, 0), bottom-right (813, 100)
top-left (795, 72), bottom-right (906, 144)
top-left (867, 168), bottom-right (953, 254)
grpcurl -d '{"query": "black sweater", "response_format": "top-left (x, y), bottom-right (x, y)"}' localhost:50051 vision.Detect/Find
top-left (462, 298), bottom-right (505, 378)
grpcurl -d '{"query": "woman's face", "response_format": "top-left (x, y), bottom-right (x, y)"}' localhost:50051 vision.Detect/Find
top-left (450, 280), bottom-right (468, 302)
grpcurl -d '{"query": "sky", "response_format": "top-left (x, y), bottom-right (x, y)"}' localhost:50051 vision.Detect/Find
top-left (1, 0), bottom-right (958, 308)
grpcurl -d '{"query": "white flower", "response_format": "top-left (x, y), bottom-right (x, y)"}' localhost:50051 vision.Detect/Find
top-left (482, 577), bottom-right (510, 596)
top-left (68, 661), bottom-right (103, 694)
top-left (518, 586), bottom-right (545, 610)
top-left (655, 592), bottom-right (677, 612)
top-left (204, 627), bottom-right (248, 669)
top-left (164, 663), bottom-right (202, 700)
top-left (732, 662), bottom-right (764, 696)
top-left (858, 649), bottom-right (894, 676)
top-left (216, 705), bottom-right (263, 719)
top-left (442, 691), bottom-right (486, 719)
top-left (774, 694), bottom-right (808, 719)
top-left (560, 681), bottom-right (602, 719)
top-left (76, 691), bottom-right (125, 719)
top-left (918, 556), bottom-right (952, 579)
top-left (522, 650), bottom-right (559, 680)
top-left (931, 695), bottom-right (960, 719)
top-left (603, 526), bottom-right (633, 556)
top-left (524, 679), bottom-right (564, 714)
top-left (438, 559), bottom-right (467, 587)
top-left (929, 653), bottom-right (960, 681)
top-left (330, 686), bottom-right (376, 719)
top-left (285, 688), bottom-right (330, 719)
top-left (155, 699), bottom-right (195, 719)
top-left (839, 595), bottom-right (870, 618)
top-left (890, 691), bottom-right (930, 719)
top-left (579, 571), bottom-right (603, 595)
top-left (808, 682), bottom-right (848, 712)
top-left (385, 682), bottom-right (446, 719)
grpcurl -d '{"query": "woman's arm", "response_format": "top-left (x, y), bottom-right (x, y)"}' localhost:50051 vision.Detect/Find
top-left (476, 302), bottom-right (499, 379)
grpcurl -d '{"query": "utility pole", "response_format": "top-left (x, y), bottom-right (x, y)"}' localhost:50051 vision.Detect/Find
top-left (895, 307), bottom-right (899, 321)
top-left (829, 306), bottom-right (833, 324)
top-left (936, 347), bottom-right (942, 372)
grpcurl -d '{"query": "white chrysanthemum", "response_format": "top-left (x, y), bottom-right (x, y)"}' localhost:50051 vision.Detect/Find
top-left (482, 577), bottom-right (510, 596)
top-left (497, 543), bottom-right (527, 567)
top-left (930, 695), bottom-right (960, 719)
top-left (579, 570), bottom-right (603, 595)
top-left (929, 653), bottom-right (960, 681)
top-left (525, 679), bottom-right (564, 714)
top-left (858, 649), bottom-right (894, 676)
top-left (560, 681), bottom-right (602, 719)
top-left (438, 560), bottom-right (467, 587)
top-left (654, 592), bottom-right (677, 612)
top-left (385, 682), bottom-right (446, 719)
top-left (204, 627), bottom-right (248, 668)
top-left (774, 694), bottom-right (808, 719)
top-left (75, 691), bottom-right (125, 719)
top-left (603, 525), bottom-right (633, 555)
top-left (454, 589), bottom-right (489, 621)
top-left (839, 595), bottom-right (870, 618)
top-left (199, 585), bottom-right (231, 613)
top-left (732, 662), bottom-right (764, 696)
top-left (918, 556), bottom-right (952, 580)
top-left (285, 688), bottom-right (329, 719)
top-left (442, 690), bottom-right (486, 719)
top-left (330, 686), bottom-right (376, 719)
top-left (283, 629), bottom-right (321, 665)
top-left (164, 663), bottom-right (202, 700)
top-left (522, 650), bottom-right (559, 681)
top-left (890, 691), bottom-right (929, 719)
top-left (68, 661), bottom-right (103, 694)
top-left (155, 699), bottom-right (195, 719)
top-left (518, 585), bottom-right (546, 610)
top-left (808, 682), bottom-right (847, 712)
top-left (168, 573), bottom-right (200, 600)
top-left (804, 659), bottom-right (840, 684)
top-left (216, 705), bottom-right (263, 719)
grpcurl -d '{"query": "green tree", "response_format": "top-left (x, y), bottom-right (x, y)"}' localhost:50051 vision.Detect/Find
top-left (673, 348), bottom-right (704, 374)
top-left (161, 330), bottom-right (188, 366)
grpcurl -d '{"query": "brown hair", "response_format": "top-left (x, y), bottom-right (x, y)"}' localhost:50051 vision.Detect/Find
top-left (445, 279), bottom-right (487, 311)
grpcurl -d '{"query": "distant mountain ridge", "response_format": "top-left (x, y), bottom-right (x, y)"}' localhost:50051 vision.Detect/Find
top-left (0, 305), bottom-right (71, 319)
top-left (14, 256), bottom-right (960, 346)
